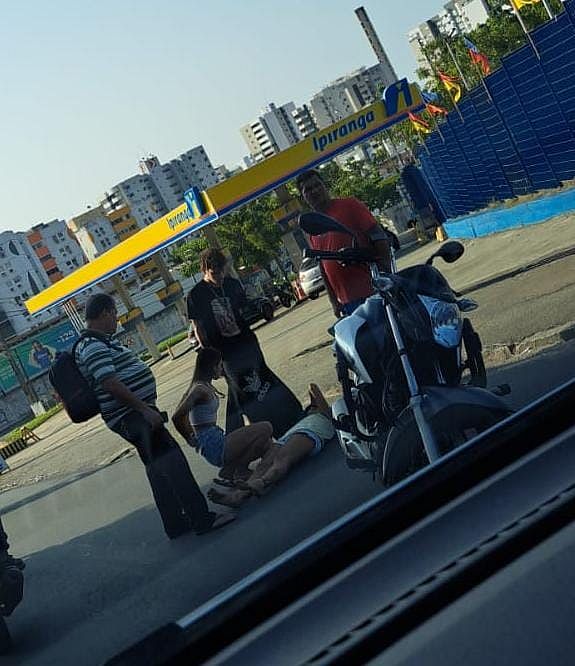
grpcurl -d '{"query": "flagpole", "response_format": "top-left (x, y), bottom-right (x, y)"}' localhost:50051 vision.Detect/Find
top-left (419, 135), bottom-right (431, 157)
top-left (511, 3), bottom-right (541, 58)
top-left (471, 57), bottom-right (494, 103)
top-left (541, 0), bottom-right (555, 19)
top-left (419, 35), bottom-right (466, 124)
top-left (383, 129), bottom-right (406, 171)
top-left (443, 36), bottom-right (471, 90)
top-left (427, 110), bottom-right (446, 143)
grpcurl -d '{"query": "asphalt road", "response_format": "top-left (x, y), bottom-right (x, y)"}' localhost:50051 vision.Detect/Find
top-left (1, 345), bottom-right (574, 663)
top-left (1, 233), bottom-right (575, 663)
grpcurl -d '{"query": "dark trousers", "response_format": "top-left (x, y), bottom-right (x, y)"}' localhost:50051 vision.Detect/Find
top-left (221, 333), bottom-right (304, 436)
top-left (111, 411), bottom-right (212, 538)
top-left (0, 519), bottom-right (8, 554)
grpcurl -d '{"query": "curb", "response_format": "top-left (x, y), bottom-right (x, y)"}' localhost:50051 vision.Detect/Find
top-left (460, 245), bottom-right (575, 296)
top-left (484, 321), bottom-right (575, 364)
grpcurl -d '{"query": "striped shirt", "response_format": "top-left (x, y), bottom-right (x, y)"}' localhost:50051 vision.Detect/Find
top-left (75, 335), bottom-right (157, 428)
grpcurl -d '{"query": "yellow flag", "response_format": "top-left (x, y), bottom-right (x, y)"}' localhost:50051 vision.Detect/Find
top-left (511, 0), bottom-right (541, 9)
top-left (408, 112), bottom-right (431, 134)
top-left (438, 72), bottom-right (462, 103)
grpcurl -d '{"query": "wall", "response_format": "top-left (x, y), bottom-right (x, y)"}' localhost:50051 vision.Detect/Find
top-left (418, 0), bottom-right (575, 221)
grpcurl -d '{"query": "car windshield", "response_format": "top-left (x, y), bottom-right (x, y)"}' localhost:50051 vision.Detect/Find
top-left (300, 258), bottom-right (319, 271)
top-left (2, 1), bottom-right (575, 663)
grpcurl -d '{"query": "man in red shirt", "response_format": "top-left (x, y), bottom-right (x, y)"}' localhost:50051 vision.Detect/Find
top-left (296, 169), bottom-right (391, 316)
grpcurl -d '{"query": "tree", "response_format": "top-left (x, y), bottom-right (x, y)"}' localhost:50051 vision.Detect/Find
top-left (170, 235), bottom-right (208, 277)
top-left (215, 195), bottom-right (284, 273)
top-left (324, 160), bottom-right (401, 211)
top-left (417, 0), bottom-right (565, 102)
top-left (170, 194), bottom-right (285, 277)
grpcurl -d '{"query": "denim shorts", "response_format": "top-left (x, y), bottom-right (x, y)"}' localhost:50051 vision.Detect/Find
top-left (276, 413), bottom-right (335, 457)
top-left (195, 426), bottom-right (226, 468)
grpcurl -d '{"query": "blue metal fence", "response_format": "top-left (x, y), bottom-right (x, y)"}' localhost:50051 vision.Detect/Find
top-left (419, 0), bottom-right (575, 219)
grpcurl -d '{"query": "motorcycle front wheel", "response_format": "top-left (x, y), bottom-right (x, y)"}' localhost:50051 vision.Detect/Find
top-left (380, 403), bottom-right (509, 488)
top-left (0, 618), bottom-right (12, 654)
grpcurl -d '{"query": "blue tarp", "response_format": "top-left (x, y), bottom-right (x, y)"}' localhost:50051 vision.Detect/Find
top-left (444, 187), bottom-right (575, 238)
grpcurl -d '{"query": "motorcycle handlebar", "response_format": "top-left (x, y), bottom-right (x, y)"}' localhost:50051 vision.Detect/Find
top-left (303, 247), bottom-right (375, 263)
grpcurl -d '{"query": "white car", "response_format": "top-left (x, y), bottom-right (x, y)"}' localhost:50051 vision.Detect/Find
top-left (298, 257), bottom-right (325, 300)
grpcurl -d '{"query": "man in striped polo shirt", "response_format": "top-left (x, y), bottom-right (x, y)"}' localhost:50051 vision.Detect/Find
top-left (76, 293), bottom-right (234, 539)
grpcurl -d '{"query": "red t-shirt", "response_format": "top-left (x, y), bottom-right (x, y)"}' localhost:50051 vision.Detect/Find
top-left (309, 198), bottom-right (378, 305)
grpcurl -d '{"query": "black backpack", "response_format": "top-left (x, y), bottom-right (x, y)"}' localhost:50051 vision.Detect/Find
top-left (49, 331), bottom-right (111, 423)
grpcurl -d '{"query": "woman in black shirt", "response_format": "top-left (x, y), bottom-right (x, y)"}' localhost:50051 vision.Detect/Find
top-left (187, 248), bottom-right (303, 435)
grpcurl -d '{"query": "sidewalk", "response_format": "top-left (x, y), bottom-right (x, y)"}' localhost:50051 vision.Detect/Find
top-left (396, 212), bottom-right (575, 293)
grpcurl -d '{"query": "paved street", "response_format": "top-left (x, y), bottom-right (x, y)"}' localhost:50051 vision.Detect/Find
top-left (1, 215), bottom-right (574, 664)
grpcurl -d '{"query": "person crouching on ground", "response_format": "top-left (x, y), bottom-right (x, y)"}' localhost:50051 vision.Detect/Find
top-left (76, 294), bottom-right (234, 539)
top-left (207, 383), bottom-right (335, 508)
top-left (172, 347), bottom-right (275, 482)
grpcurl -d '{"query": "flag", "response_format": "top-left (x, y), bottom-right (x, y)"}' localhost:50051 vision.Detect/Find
top-left (408, 112), bottom-right (431, 134)
top-left (421, 90), bottom-right (439, 105)
top-left (463, 37), bottom-right (491, 75)
top-left (438, 71), bottom-right (462, 103)
top-left (511, 0), bottom-right (540, 9)
top-left (426, 102), bottom-right (448, 116)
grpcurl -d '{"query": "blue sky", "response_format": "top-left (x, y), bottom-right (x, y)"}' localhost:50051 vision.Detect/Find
top-left (0, 0), bottom-right (440, 232)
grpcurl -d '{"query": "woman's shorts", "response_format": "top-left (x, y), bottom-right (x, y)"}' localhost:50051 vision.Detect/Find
top-left (276, 412), bottom-right (335, 457)
top-left (194, 426), bottom-right (226, 467)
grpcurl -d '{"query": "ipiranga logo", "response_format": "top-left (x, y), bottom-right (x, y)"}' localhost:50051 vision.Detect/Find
top-left (312, 110), bottom-right (376, 153)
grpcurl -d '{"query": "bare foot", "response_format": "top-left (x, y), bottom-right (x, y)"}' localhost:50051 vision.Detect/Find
top-left (246, 478), bottom-right (270, 497)
top-left (308, 383), bottom-right (331, 417)
top-left (208, 487), bottom-right (251, 508)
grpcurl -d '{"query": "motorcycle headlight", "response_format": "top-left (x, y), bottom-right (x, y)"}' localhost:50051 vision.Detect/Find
top-left (418, 295), bottom-right (462, 348)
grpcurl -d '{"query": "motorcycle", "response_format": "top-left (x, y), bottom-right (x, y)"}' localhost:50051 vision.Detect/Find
top-left (299, 211), bottom-right (512, 487)
top-left (271, 278), bottom-right (296, 309)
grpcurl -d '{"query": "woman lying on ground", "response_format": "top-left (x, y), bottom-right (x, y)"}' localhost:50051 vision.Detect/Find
top-left (207, 383), bottom-right (335, 508)
top-left (172, 347), bottom-right (274, 481)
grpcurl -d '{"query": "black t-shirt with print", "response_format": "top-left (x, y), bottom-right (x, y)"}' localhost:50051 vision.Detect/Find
top-left (187, 277), bottom-right (251, 350)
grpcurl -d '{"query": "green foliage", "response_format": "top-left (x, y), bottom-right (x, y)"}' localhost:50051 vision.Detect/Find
top-left (170, 236), bottom-right (208, 277)
top-left (158, 330), bottom-right (188, 352)
top-left (5, 404), bottom-right (63, 443)
top-left (319, 160), bottom-right (401, 211)
top-left (171, 194), bottom-right (284, 276)
top-left (215, 195), bottom-right (283, 270)
top-left (417, 0), bottom-right (565, 105)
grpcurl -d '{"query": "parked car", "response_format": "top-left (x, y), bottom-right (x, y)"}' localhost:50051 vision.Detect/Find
top-left (241, 295), bottom-right (275, 325)
top-left (298, 257), bottom-right (325, 300)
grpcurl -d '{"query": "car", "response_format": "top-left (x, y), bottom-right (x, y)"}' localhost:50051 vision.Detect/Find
top-left (298, 257), bottom-right (325, 300)
top-left (240, 295), bottom-right (275, 326)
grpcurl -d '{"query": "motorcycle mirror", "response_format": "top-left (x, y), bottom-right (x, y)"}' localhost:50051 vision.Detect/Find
top-left (426, 241), bottom-right (465, 265)
top-left (299, 212), bottom-right (354, 238)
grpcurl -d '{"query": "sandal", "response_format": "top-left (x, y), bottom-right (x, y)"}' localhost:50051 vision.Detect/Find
top-left (195, 512), bottom-right (236, 535)
top-left (212, 478), bottom-right (236, 488)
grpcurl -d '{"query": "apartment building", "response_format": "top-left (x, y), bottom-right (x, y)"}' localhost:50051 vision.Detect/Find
top-left (408, 0), bottom-right (491, 68)
top-left (0, 231), bottom-right (54, 338)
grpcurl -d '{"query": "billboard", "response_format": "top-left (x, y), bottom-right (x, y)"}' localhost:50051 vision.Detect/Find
top-left (13, 321), bottom-right (79, 380)
top-left (0, 354), bottom-right (18, 394)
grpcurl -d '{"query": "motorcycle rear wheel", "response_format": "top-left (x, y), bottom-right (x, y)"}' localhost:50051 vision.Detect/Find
top-left (381, 403), bottom-right (508, 488)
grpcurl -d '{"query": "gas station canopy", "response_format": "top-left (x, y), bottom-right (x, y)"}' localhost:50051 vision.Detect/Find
top-left (26, 79), bottom-right (423, 315)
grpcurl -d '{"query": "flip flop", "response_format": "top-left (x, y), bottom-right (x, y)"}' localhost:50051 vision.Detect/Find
top-left (212, 478), bottom-right (236, 488)
top-left (209, 490), bottom-right (250, 509)
top-left (196, 512), bottom-right (236, 535)
top-left (246, 478), bottom-right (270, 497)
